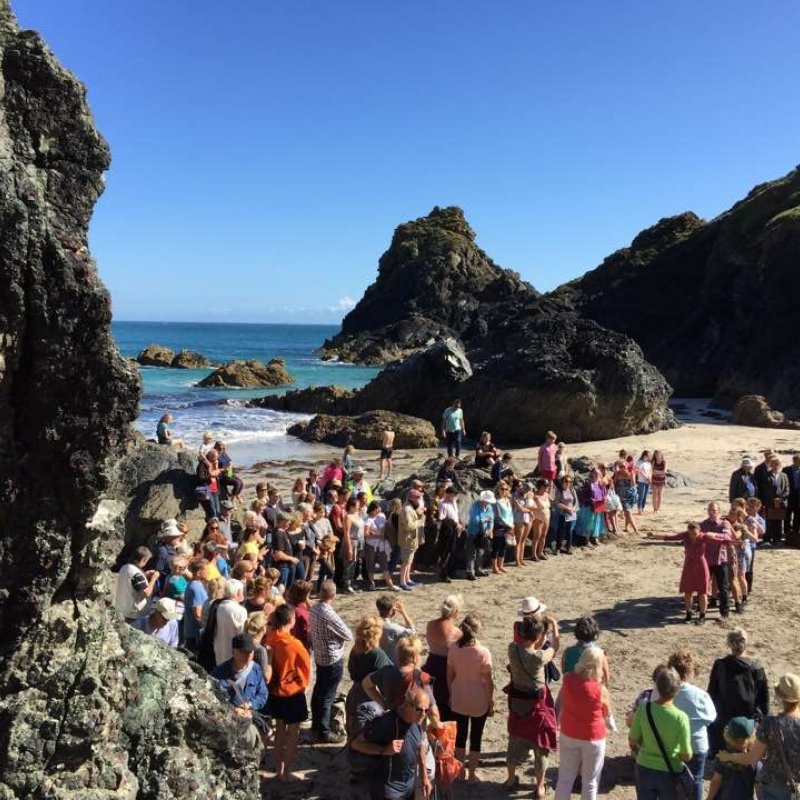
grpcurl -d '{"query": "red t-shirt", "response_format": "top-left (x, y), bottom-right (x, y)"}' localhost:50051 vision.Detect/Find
top-left (559, 672), bottom-right (606, 741)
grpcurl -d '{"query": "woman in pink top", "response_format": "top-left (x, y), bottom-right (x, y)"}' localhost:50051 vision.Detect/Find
top-left (538, 431), bottom-right (558, 481)
top-left (447, 614), bottom-right (494, 784)
top-left (555, 647), bottom-right (611, 800)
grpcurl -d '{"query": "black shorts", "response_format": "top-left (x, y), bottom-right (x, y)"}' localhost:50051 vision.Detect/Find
top-left (380, 447), bottom-right (393, 460)
top-left (267, 691), bottom-right (308, 724)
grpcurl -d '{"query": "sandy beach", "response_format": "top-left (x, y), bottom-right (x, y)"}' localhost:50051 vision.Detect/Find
top-left (245, 409), bottom-right (800, 800)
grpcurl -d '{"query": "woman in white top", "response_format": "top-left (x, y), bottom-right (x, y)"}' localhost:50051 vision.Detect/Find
top-left (635, 450), bottom-right (653, 515)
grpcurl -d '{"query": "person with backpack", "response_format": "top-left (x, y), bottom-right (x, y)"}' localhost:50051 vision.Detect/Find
top-left (350, 685), bottom-right (434, 800)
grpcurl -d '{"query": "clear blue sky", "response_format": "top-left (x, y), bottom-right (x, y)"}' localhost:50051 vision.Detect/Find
top-left (13, 1), bottom-right (800, 323)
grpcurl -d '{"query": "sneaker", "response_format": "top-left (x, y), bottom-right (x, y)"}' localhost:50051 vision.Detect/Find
top-left (440, 575), bottom-right (452, 583)
top-left (345, 587), bottom-right (356, 595)
top-left (735, 603), bottom-right (744, 614)
top-left (696, 614), bottom-right (707, 626)
top-left (466, 573), bottom-right (476, 581)
top-left (399, 584), bottom-right (413, 592)
top-left (365, 584), bottom-right (377, 592)
top-left (406, 580), bottom-right (417, 587)
top-left (720, 609), bottom-right (730, 619)
top-left (685, 611), bottom-right (693, 624)
top-left (319, 732), bottom-right (346, 745)
top-left (476, 569), bottom-right (489, 577)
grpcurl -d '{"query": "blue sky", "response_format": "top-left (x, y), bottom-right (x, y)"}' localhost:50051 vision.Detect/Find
top-left (13, 1), bottom-right (800, 323)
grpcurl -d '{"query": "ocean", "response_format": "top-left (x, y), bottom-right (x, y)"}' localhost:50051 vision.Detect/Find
top-left (112, 321), bottom-right (378, 466)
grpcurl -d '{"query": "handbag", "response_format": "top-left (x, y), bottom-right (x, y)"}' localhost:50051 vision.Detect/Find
top-left (592, 500), bottom-right (606, 513)
top-left (772, 717), bottom-right (800, 800)
top-left (505, 532), bottom-right (517, 546)
top-left (644, 702), bottom-right (695, 800)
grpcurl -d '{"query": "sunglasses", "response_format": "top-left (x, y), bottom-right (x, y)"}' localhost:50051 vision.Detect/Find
top-left (413, 705), bottom-right (431, 714)
top-left (209, 525), bottom-right (219, 529)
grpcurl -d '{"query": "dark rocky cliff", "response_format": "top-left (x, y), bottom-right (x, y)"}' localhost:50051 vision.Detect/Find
top-left (315, 207), bottom-right (674, 441)
top-left (320, 205), bottom-right (539, 364)
top-left (0, 5), bottom-right (257, 797)
top-left (550, 166), bottom-right (800, 406)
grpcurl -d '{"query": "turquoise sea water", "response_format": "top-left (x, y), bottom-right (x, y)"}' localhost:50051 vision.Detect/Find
top-left (112, 321), bottom-right (377, 466)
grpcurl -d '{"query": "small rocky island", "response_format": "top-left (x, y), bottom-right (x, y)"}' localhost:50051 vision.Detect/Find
top-left (196, 357), bottom-right (295, 388)
top-left (136, 343), bottom-right (214, 369)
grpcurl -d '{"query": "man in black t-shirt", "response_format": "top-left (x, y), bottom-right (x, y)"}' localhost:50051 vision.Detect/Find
top-left (351, 686), bottom-right (432, 800)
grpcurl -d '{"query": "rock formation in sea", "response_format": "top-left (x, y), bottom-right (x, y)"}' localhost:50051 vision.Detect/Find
top-left (287, 410), bottom-right (439, 448)
top-left (136, 343), bottom-right (214, 369)
top-left (550, 165), bottom-right (800, 407)
top-left (302, 207), bottom-right (674, 442)
top-left (0, 6), bottom-right (257, 798)
top-left (248, 384), bottom-right (357, 414)
top-left (197, 356), bottom-right (295, 388)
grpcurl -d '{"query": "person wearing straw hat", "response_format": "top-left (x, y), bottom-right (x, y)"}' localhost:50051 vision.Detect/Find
top-left (718, 673), bottom-right (800, 798)
top-left (132, 597), bottom-right (180, 648)
top-left (465, 491), bottom-right (495, 581)
top-left (154, 519), bottom-right (183, 575)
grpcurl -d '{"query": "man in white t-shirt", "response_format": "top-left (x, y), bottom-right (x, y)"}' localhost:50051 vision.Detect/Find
top-left (115, 546), bottom-right (160, 623)
top-left (214, 579), bottom-right (248, 666)
top-left (364, 500), bottom-right (397, 591)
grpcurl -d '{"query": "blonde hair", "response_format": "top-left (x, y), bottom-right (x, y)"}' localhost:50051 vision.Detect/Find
top-left (440, 594), bottom-right (463, 619)
top-left (395, 634), bottom-right (425, 666)
top-left (355, 614), bottom-right (384, 651)
top-left (251, 498), bottom-right (267, 512)
top-left (244, 510), bottom-right (261, 528)
top-left (207, 577), bottom-right (226, 601)
top-left (388, 497), bottom-right (402, 514)
top-left (264, 567), bottom-right (280, 585)
top-left (576, 646), bottom-right (605, 681)
top-left (728, 628), bottom-right (748, 656)
top-left (245, 611), bottom-right (267, 637)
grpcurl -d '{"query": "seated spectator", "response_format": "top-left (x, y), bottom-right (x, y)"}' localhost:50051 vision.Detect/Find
top-left (212, 634), bottom-right (268, 749)
top-left (132, 597), bottom-right (180, 648)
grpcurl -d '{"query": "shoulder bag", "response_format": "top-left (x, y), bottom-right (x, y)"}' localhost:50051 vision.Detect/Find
top-left (644, 701), bottom-right (695, 800)
top-left (772, 717), bottom-right (800, 800)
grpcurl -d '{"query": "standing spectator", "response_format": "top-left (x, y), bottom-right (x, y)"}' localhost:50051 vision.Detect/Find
top-left (628, 667), bottom-right (693, 800)
top-left (398, 490), bottom-right (424, 591)
top-left (754, 449), bottom-right (775, 505)
top-left (377, 596), bottom-right (415, 665)
top-left (493, 481), bottom-right (514, 573)
top-left (309, 580), bottom-right (353, 743)
top-left (554, 475), bottom-right (579, 555)
top-left (272, 511), bottom-right (304, 587)
top-left (364, 500), bottom-right (396, 591)
top-left (707, 629), bottom-right (769, 758)
top-left (651, 450), bottom-right (668, 513)
top-left (447, 614), bottom-right (494, 784)
top-left (115, 546), bottom-right (159, 624)
top-left (379, 429), bottom-right (395, 479)
top-left (351, 685), bottom-right (433, 800)
top-left (667, 649), bottom-right (718, 800)
top-left (465, 491), bottom-right (495, 581)
top-left (729, 456), bottom-right (757, 503)
top-left (716, 673), bottom-right (800, 798)
top-left (154, 520), bottom-right (183, 574)
top-left (345, 615), bottom-right (393, 729)
top-left (555, 647), bottom-right (611, 800)
top-left (267, 604), bottom-right (312, 782)
top-left (196, 447), bottom-right (222, 519)
top-left (285, 580), bottom-right (312, 651)
top-left (183, 559), bottom-right (209, 653)
top-left (437, 485), bottom-right (462, 583)
top-left (424, 594), bottom-right (463, 721)
top-left (700, 503), bottom-right (734, 619)
top-left (561, 614), bottom-right (611, 686)
top-left (214, 579), bottom-right (248, 667)
top-left (538, 431), bottom-right (558, 481)
top-left (636, 450), bottom-right (653, 514)
top-left (442, 399), bottom-right (466, 459)
top-left (783, 454), bottom-right (800, 544)
top-left (761, 456), bottom-right (790, 546)
top-left (132, 597), bottom-right (180, 648)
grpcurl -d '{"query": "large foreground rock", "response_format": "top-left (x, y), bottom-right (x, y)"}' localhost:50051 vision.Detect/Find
top-left (350, 331), bottom-right (674, 443)
top-left (197, 356), bottom-right (295, 388)
top-left (0, 9), bottom-right (257, 798)
top-left (551, 166), bottom-right (800, 407)
top-left (731, 394), bottom-right (800, 430)
top-left (317, 206), bottom-right (674, 441)
top-left (287, 410), bottom-right (439, 448)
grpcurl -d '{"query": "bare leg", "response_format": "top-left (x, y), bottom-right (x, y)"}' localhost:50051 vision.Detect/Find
top-left (467, 750), bottom-right (481, 783)
top-left (274, 720), bottom-right (286, 777)
top-left (683, 591), bottom-right (693, 612)
top-left (278, 722), bottom-right (300, 781)
top-left (699, 594), bottom-right (708, 614)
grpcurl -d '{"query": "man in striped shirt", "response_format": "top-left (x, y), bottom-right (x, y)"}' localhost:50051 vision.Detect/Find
top-left (309, 580), bottom-right (353, 743)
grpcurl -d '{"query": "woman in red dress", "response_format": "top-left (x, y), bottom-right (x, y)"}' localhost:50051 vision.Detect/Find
top-left (648, 522), bottom-right (730, 625)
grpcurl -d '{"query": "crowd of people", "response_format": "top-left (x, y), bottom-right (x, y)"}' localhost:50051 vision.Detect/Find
top-left (126, 412), bottom-right (800, 798)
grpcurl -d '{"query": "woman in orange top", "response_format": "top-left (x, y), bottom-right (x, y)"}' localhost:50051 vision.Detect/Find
top-left (267, 603), bottom-right (311, 782)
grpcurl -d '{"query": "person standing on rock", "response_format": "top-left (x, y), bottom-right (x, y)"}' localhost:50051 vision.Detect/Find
top-left (538, 431), bottom-right (558, 481)
top-left (442, 399), bottom-right (466, 459)
top-left (115, 546), bottom-right (160, 624)
top-left (379, 429), bottom-right (395, 479)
